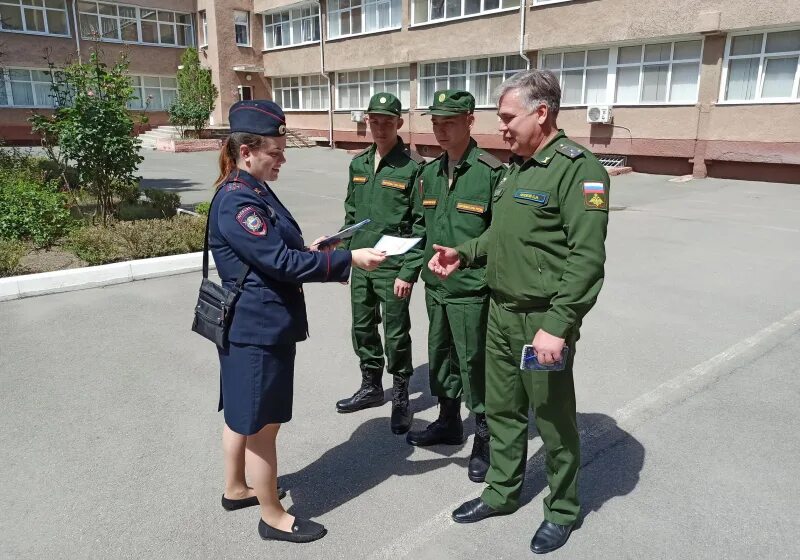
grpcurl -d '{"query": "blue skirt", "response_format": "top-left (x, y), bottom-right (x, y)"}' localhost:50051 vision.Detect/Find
top-left (217, 342), bottom-right (296, 435)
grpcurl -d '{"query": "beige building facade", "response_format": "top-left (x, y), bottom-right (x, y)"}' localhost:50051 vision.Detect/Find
top-left (2, 0), bottom-right (800, 180)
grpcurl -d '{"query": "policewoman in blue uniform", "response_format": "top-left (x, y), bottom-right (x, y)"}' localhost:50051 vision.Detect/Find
top-left (209, 100), bottom-right (386, 544)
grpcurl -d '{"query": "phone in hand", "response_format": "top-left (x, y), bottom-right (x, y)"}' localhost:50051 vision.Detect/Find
top-left (520, 344), bottom-right (570, 371)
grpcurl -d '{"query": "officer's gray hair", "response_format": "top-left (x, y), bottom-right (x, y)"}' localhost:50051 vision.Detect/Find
top-left (495, 70), bottom-right (561, 119)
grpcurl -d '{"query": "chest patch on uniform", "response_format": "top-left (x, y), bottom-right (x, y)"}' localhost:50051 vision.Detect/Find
top-left (352, 175), bottom-right (368, 184)
top-left (236, 206), bottom-right (268, 236)
top-left (456, 202), bottom-right (487, 215)
top-left (381, 179), bottom-right (407, 191)
top-left (423, 198), bottom-right (438, 208)
top-left (583, 181), bottom-right (608, 210)
top-left (513, 189), bottom-right (549, 205)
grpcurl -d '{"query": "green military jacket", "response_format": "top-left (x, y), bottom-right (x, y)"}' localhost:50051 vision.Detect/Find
top-left (408, 139), bottom-right (505, 302)
top-left (341, 137), bottom-right (425, 281)
top-left (457, 130), bottom-right (610, 338)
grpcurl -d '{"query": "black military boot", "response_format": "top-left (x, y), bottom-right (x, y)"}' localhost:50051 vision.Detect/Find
top-left (406, 397), bottom-right (463, 446)
top-left (390, 376), bottom-right (413, 434)
top-left (468, 413), bottom-right (490, 482)
top-left (335, 368), bottom-right (384, 413)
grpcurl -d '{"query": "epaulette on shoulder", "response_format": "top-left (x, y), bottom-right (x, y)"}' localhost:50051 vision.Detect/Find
top-left (407, 148), bottom-right (426, 165)
top-left (352, 146), bottom-right (371, 159)
top-left (477, 150), bottom-right (504, 170)
top-left (555, 142), bottom-right (584, 160)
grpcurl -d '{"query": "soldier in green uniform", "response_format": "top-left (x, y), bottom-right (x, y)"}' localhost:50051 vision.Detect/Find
top-left (404, 90), bottom-right (505, 485)
top-left (335, 92), bottom-right (425, 435)
top-left (429, 70), bottom-right (609, 554)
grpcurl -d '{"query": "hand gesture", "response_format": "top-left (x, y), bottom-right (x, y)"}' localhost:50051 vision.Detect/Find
top-left (531, 329), bottom-right (565, 366)
top-left (351, 248), bottom-right (386, 271)
top-left (428, 244), bottom-right (460, 279)
top-left (394, 278), bottom-right (413, 299)
top-left (309, 236), bottom-right (340, 253)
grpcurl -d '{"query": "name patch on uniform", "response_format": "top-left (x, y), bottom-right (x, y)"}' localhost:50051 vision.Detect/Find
top-left (423, 198), bottom-right (438, 208)
top-left (352, 175), bottom-right (368, 184)
top-left (236, 206), bottom-right (268, 236)
top-left (583, 181), bottom-right (607, 210)
top-left (513, 189), bottom-right (549, 205)
top-left (455, 202), bottom-right (486, 215)
top-left (381, 179), bottom-right (407, 191)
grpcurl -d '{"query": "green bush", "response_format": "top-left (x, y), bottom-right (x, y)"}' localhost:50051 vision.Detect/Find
top-left (195, 201), bottom-right (211, 216)
top-left (0, 238), bottom-right (28, 277)
top-left (0, 174), bottom-right (74, 247)
top-left (67, 215), bottom-right (206, 265)
top-left (143, 189), bottom-right (180, 218)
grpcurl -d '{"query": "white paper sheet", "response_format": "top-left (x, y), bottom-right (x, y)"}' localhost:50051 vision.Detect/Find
top-left (373, 235), bottom-right (422, 256)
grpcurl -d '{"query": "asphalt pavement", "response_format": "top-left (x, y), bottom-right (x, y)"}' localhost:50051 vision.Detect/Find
top-left (1, 147), bottom-right (799, 559)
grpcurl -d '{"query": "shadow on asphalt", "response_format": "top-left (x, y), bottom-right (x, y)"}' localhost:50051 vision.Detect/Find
top-left (140, 177), bottom-right (202, 192)
top-left (518, 412), bottom-right (644, 525)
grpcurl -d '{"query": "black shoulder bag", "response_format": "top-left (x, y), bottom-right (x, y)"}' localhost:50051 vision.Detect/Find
top-left (191, 186), bottom-right (251, 349)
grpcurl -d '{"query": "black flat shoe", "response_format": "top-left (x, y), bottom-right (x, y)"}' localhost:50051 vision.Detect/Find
top-left (451, 497), bottom-right (511, 524)
top-left (530, 520), bottom-right (575, 554)
top-left (221, 486), bottom-right (287, 511)
top-left (258, 517), bottom-right (327, 543)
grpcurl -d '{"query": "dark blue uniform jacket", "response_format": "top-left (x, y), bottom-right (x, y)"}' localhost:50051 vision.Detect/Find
top-left (209, 170), bottom-right (352, 345)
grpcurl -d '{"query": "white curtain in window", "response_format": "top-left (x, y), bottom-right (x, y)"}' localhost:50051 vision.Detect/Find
top-left (641, 64), bottom-right (668, 102)
top-left (669, 62), bottom-right (699, 102)
top-left (726, 58), bottom-right (759, 100)
top-left (761, 56), bottom-right (798, 98)
top-left (585, 68), bottom-right (608, 104)
top-left (615, 66), bottom-right (640, 103)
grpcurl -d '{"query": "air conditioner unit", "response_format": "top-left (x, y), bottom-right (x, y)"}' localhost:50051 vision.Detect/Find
top-left (587, 105), bottom-right (613, 124)
top-left (350, 110), bottom-right (365, 123)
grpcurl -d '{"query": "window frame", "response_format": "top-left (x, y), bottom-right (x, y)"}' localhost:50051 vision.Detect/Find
top-left (199, 10), bottom-right (207, 47)
top-left (416, 54), bottom-right (527, 109)
top-left (326, 0), bottom-right (402, 42)
top-left (128, 74), bottom-right (178, 111)
top-left (539, 38), bottom-right (704, 108)
top-left (0, 67), bottom-right (58, 108)
top-left (0, 0), bottom-right (70, 37)
top-left (272, 74), bottom-right (330, 111)
top-left (77, 1), bottom-right (194, 48)
top-left (234, 10), bottom-right (250, 46)
top-left (409, 0), bottom-right (519, 29)
top-left (263, 3), bottom-right (320, 51)
top-left (718, 27), bottom-right (800, 105)
top-left (335, 66), bottom-right (411, 110)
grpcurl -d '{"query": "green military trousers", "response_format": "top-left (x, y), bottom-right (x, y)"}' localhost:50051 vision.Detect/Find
top-left (480, 297), bottom-right (580, 525)
top-left (425, 290), bottom-right (488, 414)
top-left (350, 267), bottom-right (413, 378)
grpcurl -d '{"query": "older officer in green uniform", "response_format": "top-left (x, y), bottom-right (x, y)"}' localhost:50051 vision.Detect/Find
top-left (404, 90), bottom-right (505, 485)
top-left (429, 70), bottom-right (609, 555)
top-left (335, 92), bottom-right (425, 435)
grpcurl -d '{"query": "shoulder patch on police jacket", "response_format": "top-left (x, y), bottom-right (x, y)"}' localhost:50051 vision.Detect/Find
top-left (352, 146), bottom-right (371, 159)
top-left (477, 150), bottom-right (504, 170)
top-left (236, 206), bottom-right (269, 236)
top-left (555, 143), bottom-right (584, 159)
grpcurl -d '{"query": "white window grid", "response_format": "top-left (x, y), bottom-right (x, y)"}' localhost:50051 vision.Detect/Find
top-left (417, 55), bottom-right (526, 108)
top-left (541, 40), bottom-right (703, 107)
top-left (720, 29), bottom-right (800, 103)
top-left (199, 10), bottom-right (207, 47)
top-left (263, 4), bottom-right (319, 50)
top-left (411, 0), bottom-right (518, 26)
top-left (273, 75), bottom-right (330, 110)
top-left (336, 66), bottom-right (410, 110)
top-left (78, 2), bottom-right (194, 47)
top-left (128, 75), bottom-right (178, 111)
top-left (0, 0), bottom-right (69, 36)
top-left (234, 10), bottom-right (249, 46)
top-left (327, 0), bottom-right (401, 40)
top-left (0, 68), bottom-right (56, 107)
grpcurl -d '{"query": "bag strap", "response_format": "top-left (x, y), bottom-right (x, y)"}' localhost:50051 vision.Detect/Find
top-left (203, 182), bottom-right (250, 288)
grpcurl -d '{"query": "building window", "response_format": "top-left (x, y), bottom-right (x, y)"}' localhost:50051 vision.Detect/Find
top-left (78, 2), bottom-right (194, 46)
top-left (723, 29), bottom-right (800, 102)
top-left (418, 55), bottom-right (526, 107)
top-left (199, 10), bottom-right (207, 46)
top-left (128, 75), bottom-right (178, 111)
top-left (234, 10), bottom-right (249, 46)
top-left (411, 0), bottom-right (518, 26)
top-left (327, 0), bottom-right (401, 40)
top-left (273, 75), bottom-right (329, 110)
top-left (0, 68), bottom-right (56, 107)
top-left (238, 85), bottom-right (254, 101)
top-left (336, 66), bottom-right (410, 110)
top-left (0, 0), bottom-right (69, 36)
top-left (541, 40), bottom-right (702, 106)
top-left (264, 4), bottom-right (319, 49)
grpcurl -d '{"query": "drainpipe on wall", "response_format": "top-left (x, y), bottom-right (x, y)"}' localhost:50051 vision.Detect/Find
top-left (317, 1), bottom-right (334, 148)
top-left (71, 0), bottom-right (82, 62)
top-left (519, 0), bottom-right (530, 69)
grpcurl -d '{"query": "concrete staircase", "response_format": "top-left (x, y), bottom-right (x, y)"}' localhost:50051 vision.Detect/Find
top-left (138, 125), bottom-right (181, 150)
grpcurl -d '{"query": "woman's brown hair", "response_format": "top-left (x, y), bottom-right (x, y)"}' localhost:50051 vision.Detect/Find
top-left (214, 132), bottom-right (269, 188)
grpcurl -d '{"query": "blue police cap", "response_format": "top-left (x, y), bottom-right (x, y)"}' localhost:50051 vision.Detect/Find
top-left (229, 100), bottom-right (287, 136)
